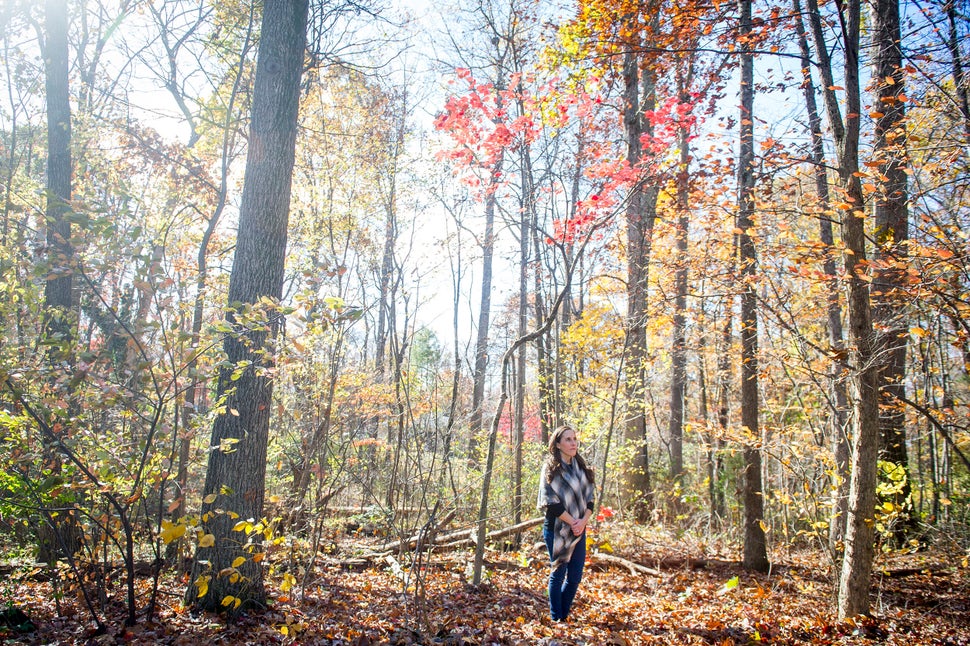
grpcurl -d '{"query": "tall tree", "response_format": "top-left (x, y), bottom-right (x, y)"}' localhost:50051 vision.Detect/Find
top-left (943, 0), bottom-right (970, 133)
top-left (187, 0), bottom-right (309, 613)
top-left (622, 18), bottom-right (659, 521)
top-left (871, 0), bottom-right (912, 540)
top-left (791, 0), bottom-right (851, 552)
top-left (41, 0), bottom-right (73, 376)
top-left (37, 0), bottom-right (81, 565)
top-left (806, 0), bottom-right (882, 617)
top-left (467, 35), bottom-right (506, 465)
top-left (737, 0), bottom-right (769, 573)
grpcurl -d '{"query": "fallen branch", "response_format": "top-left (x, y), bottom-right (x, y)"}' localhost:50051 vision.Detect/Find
top-left (348, 517), bottom-right (545, 562)
top-left (590, 552), bottom-right (662, 576)
top-left (437, 517), bottom-right (544, 550)
top-left (369, 508), bottom-right (460, 555)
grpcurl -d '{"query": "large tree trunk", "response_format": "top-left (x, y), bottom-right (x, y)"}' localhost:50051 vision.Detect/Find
top-left (171, 12), bottom-right (254, 559)
top-left (42, 0), bottom-right (73, 375)
top-left (871, 0), bottom-right (912, 544)
top-left (37, 0), bottom-right (82, 566)
top-left (737, 0), bottom-right (769, 573)
top-left (791, 0), bottom-right (851, 551)
top-left (186, 0), bottom-right (308, 614)
top-left (622, 45), bottom-right (658, 521)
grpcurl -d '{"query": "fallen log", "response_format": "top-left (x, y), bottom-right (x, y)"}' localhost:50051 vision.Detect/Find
top-left (589, 552), bottom-right (661, 576)
top-left (369, 508), bottom-right (461, 555)
top-left (436, 517), bottom-right (544, 550)
top-left (349, 517), bottom-right (545, 561)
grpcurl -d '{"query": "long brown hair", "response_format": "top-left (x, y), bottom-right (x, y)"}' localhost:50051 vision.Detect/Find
top-left (544, 425), bottom-right (594, 484)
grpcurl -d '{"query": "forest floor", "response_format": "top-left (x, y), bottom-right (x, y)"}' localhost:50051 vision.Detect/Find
top-left (1, 525), bottom-right (968, 645)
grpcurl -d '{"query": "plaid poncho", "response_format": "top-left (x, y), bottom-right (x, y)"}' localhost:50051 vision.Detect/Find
top-left (537, 459), bottom-right (594, 568)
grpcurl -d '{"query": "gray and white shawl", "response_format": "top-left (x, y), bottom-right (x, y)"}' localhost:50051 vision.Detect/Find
top-left (537, 459), bottom-right (594, 568)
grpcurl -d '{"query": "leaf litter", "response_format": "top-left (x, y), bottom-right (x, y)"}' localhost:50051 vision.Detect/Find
top-left (1, 535), bottom-right (967, 645)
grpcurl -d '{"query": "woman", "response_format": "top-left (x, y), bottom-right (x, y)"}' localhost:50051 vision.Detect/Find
top-left (537, 425), bottom-right (595, 622)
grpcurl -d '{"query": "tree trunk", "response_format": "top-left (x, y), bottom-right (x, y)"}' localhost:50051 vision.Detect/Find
top-left (667, 77), bottom-right (691, 486)
top-left (791, 0), bottom-right (851, 551)
top-left (532, 244), bottom-right (553, 444)
top-left (468, 153), bottom-right (502, 465)
top-left (713, 305), bottom-right (733, 524)
top-left (42, 0), bottom-right (73, 371)
top-left (807, 0), bottom-right (881, 617)
top-left (512, 122), bottom-right (535, 540)
top-left (37, 0), bottom-right (82, 566)
top-left (622, 45), bottom-right (658, 521)
top-left (186, 0), bottom-right (308, 614)
top-left (872, 0), bottom-right (912, 544)
top-left (738, 0), bottom-right (769, 573)
top-left (944, 0), bottom-right (970, 133)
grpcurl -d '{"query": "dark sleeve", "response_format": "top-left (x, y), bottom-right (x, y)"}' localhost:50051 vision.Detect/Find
top-left (545, 502), bottom-right (565, 519)
top-left (587, 500), bottom-right (594, 511)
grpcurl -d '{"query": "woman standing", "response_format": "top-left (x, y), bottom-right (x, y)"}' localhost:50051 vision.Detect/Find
top-left (537, 425), bottom-right (595, 622)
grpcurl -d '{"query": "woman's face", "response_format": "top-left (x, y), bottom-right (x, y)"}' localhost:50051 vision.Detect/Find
top-left (556, 428), bottom-right (578, 461)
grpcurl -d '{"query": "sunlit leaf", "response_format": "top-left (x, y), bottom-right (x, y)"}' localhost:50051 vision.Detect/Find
top-left (720, 576), bottom-right (740, 594)
top-left (195, 575), bottom-right (210, 598)
top-left (160, 520), bottom-right (186, 545)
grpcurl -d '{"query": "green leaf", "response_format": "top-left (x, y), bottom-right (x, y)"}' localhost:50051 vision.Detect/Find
top-left (720, 576), bottom-right (740, 594)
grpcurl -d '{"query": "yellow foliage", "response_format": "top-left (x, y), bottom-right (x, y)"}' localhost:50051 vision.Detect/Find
top-left (232, 520), bottom-right (254, 534)
top-left (195, 575), bottom-right (210, 598)
top-left (221, 595), bottom-right (241, 609)
top-left (159, 520), bottom-right (186, 545)
top-left (280, 572), bottom-right (297, 592)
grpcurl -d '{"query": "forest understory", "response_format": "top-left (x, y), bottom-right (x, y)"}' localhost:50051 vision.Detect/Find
top-left (2, 527), bottom-right (968, 646)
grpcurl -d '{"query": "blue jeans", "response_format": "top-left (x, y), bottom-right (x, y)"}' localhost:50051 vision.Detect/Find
top-left (543, 520), bottom-right (586, 621)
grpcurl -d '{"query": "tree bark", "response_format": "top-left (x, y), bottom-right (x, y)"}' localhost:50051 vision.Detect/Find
top-left (512, 109), bottom-right (535, 540)
top-left (944, 0), bottom-right (970, 133)
top-left (622, 43), bottom-right (658, 521)
top-left (37, 0), bottom-right (82, 566)
top-left (668, 73), bottom-right (692, 486)
top-left (713, 305), bottom-right (732, 524)
top-left (806, 0), bottom-right (882, 617)
top-left (872, 0), bottom-right (912, 543)
top-left (738, 0), bottom-right (769, 573)
top-left (467, 149), bottom-right (502, 466)
top-left (186, 0), bottom-right (308, 614)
